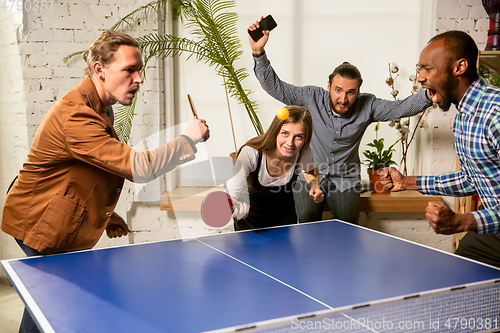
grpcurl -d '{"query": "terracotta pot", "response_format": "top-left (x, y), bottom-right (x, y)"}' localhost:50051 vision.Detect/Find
top-left (367, 169), bottom-right (389, 194)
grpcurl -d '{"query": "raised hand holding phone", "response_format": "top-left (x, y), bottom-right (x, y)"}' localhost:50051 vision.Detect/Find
top-left (248, 15), bottom-right (277, 42)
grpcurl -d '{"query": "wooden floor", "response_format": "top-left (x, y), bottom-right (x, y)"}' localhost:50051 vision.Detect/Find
top-left (0, 278), bottom-right (24, 333)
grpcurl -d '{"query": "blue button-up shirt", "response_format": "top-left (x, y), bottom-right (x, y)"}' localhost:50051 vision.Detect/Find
top-left (254, 53), bottom-right (432, 191)
top-left (418, 78), bottom-right (500, 234)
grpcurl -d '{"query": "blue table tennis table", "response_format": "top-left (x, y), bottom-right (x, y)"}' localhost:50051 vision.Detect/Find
top-left (2, 220), bottom-right (500, 332)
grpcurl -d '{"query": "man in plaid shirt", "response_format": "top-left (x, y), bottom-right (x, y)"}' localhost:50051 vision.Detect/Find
top-left (382, 30), bottom-right (500, 267)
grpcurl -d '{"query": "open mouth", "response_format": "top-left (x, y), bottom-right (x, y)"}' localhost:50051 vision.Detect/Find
top-left (425, 87), bottom-right (438, 103)
top-left (128, 87), bottom-right (140, 97)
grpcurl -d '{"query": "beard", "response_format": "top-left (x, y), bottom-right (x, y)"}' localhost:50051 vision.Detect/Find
top-left (438, 93), bottom-right (452, 112)
top-left (329, 99), bottom-right (353, 115)
top-left (436, 71), bottom-right (454, 112)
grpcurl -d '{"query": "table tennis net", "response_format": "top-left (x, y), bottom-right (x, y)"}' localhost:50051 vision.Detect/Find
top-left (212, 279), bottom-right (500, 333)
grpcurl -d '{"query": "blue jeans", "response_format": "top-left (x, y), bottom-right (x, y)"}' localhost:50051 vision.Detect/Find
top-left (15, 239), bottom-right (43, 333)
top-left (293, 179), bottom-right (360, 224)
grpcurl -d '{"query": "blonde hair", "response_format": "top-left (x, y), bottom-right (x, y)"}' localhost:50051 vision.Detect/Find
top-left (237, 105), bottom-right (313, 163)
top-left (82, 30), bottom-right (139, 77)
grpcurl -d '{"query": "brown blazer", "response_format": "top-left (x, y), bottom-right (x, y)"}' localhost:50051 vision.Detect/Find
top-left (2, 77), bottom-right (196, 254)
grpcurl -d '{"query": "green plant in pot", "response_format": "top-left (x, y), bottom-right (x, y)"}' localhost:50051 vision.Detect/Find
top-left (479, 64), bottom-right (500, 88)
top-left (362, 123), bottom-right (400, 194)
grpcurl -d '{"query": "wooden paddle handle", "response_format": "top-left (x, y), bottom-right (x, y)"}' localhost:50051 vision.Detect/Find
top-left (187, 94), bottom-right (198, 119)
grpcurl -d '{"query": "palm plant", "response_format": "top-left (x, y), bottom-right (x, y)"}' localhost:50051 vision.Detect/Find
top-left (66, 0), bottom-right (263, 144)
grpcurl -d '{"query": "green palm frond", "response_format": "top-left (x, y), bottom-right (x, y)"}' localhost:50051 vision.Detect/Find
top-left (138, 33), bottom-right (211, 65)
top-left (110, 0), bottom-right (169, 31)
top-left (65, 0), bottom-right (263, 143)
top-left (135, 0), bottom-right (262, 134)
top-left (114, 96), bottom-right (137, 144)
top-left (182, 0), bottom-right (262, 133)
top-left (63, 50), bottom-right (85, 64)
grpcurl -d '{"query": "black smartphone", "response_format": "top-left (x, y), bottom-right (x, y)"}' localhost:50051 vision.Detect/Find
top-left (248, 15), bottom-right (277, 42)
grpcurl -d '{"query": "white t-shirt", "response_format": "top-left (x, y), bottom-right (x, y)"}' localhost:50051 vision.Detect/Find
top-left (225, 146), bottom-right (316, 202)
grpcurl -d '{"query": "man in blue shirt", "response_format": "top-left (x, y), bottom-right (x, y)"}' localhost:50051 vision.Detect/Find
top-left (248, 19), bottom-right (432, 224)
top-left (382, 30), bottom-right (500, 267)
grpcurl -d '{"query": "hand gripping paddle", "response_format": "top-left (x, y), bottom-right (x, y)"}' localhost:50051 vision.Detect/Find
top-left (200, 191), bottom-right (234, 228)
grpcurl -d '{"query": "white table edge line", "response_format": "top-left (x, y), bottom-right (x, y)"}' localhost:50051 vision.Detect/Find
top-left (1, 261), bottom-right (55, 333)
top-left (343, 220), bottom-right (500, 271)
top-left (193, 238), bottom-right (335, 310)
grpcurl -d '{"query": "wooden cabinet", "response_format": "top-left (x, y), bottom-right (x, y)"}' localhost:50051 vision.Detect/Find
top-left (478, 50), bottom-right (500, 73)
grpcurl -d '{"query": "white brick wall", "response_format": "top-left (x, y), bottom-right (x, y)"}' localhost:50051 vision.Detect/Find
top-left (436, 0), bottom-right (489, 49)
top-left (0, 8), bottom-right (31, 264)
top-left (0, 0), bottom-right (178, 270)
top-left (360, 213), bottom-right (452, 252)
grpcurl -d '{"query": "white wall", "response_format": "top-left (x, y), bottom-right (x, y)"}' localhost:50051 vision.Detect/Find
top-left (0, 0), bottom-right (164, 269)
top-left (175, 0), bottom-right (425, 187)
top-left (0, 0), bottom-right (235, 274)
top-left (0, 8), bottom-right (29, 262)
top-left (0, 0), bottom-right (493, 276)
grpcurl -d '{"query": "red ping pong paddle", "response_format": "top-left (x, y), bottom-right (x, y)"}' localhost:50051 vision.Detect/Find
top-left (201, 191), bottom-right (234, 227)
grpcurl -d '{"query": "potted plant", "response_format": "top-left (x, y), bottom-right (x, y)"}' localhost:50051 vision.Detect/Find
top-left (385, 62), bottom-right (428, 176)
top-left (362, 124), bottom-right (400, 194)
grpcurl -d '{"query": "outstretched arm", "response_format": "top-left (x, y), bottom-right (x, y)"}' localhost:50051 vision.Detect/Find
top-left (225, 147), bottom-right (255, 220)
top-left (371, 89), bottom-right (432, 122)
top-left (381, 167), bottom-right (480, 235)
top-left (380, 167), bottom-right (417, 192)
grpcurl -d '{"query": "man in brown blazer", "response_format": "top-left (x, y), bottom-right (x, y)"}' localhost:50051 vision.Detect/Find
top-left (1, 30), bottom-right (210, 333)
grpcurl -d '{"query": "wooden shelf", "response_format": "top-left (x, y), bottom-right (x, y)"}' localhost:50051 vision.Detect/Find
top-left (359, 191), bottom-right (441, 212)
top-left (160, 187), bottom-right (441, 213)
top-left (479, 51), bottom-right (500, 74)
top-left (160, 187), bottom-right (225, 211)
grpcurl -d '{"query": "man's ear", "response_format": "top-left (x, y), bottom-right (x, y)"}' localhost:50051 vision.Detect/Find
top-left (93, 61), bottom-right (104, 79)
top-left (454, 58), bottom-right (468, 76)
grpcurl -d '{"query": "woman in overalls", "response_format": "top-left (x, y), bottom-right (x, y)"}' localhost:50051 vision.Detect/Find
top-left (227, 105), bottom-right (323, 231)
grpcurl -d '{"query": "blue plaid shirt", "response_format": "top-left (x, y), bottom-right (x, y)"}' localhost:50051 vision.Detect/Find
top-left (418, 78), bottom-right (500, 234)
